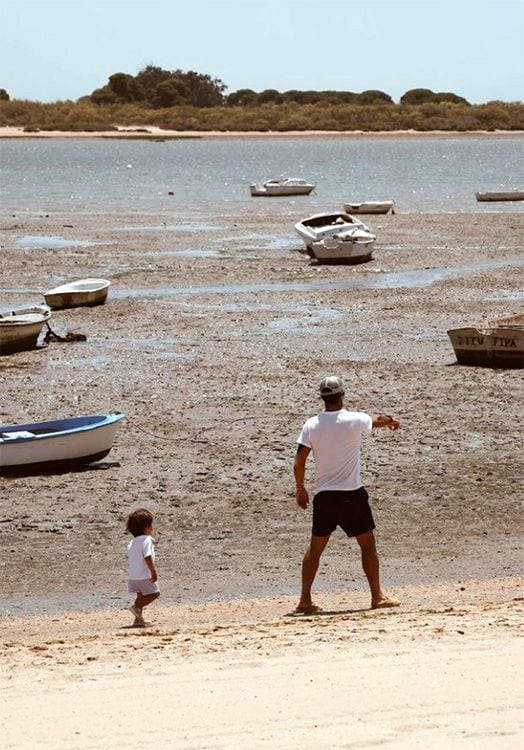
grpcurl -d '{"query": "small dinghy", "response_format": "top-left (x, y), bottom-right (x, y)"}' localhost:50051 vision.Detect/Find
top-left (44, 278), bottom-right (111, 309)
top-left (0, 305), bottom-right (52, 355)
top-left (343, 200), bottom-right (395, 215)
top-left (0, 413), bottom-right (126, 473)
top-left (475, 191), bottom-right (524, 202)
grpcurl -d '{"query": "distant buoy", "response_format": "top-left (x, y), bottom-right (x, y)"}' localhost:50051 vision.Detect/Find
top-left (168, 190), bottom-right (175, 195)
top-left (126, 164), bottom-right (133, 169)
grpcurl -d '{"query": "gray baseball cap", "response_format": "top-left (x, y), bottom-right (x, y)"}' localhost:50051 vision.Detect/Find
top-left (319, 375), bottom-right (345, 397)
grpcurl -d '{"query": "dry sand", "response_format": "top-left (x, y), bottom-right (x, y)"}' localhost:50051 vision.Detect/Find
top-left (0, 204), bottom-right (523, 747)
top-left (2, 579), bottom-right (523, 749)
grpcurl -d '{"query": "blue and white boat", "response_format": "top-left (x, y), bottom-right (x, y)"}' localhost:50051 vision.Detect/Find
top-left (0, 413), bottom-right (125, 473)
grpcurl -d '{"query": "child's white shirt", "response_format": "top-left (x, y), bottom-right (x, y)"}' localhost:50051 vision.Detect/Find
top-left (127, 534), bottom-right (155, 580)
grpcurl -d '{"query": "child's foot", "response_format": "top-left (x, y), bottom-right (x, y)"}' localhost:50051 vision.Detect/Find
top-left (129, 605), bottom-right (145, 626)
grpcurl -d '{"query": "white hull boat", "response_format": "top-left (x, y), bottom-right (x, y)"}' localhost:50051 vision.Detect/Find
top-left (343, 201), bottom-right (394, 215)
top-left (250, 178), bottom-right (315, 196)
top-left (294, 212), bottom-right (373, 252)
top-left (44, 278), bottom-right (111, 309)
top-left (0, 305), bottom-right (52, 355)
top-left (447, 313), bottom-right (524, 368)
top-left (310, 230), bottom-right (375, 265)
top-left (0, 413), bottom-right (126, 473)
top-left (475, 191), bottom-right (524, 202)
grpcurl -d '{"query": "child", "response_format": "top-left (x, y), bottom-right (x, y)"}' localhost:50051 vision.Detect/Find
top-left (126, 508), bottom-right (160, 627)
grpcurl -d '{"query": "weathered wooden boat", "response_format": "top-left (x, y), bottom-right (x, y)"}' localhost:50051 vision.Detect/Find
top-left (0, 305), bottom-right (52, 355)
top-left (343, 200), bottom-right (394, 215)
top-left (44, 278), bottom-right (111, 309)
top-left (475, 191), bottom-right (524, 202)
top-left (310, 230), bottom-right (375, 265)
top-left (447, 314), bottom-right (524, 368)
top-left (0, 412), bottom-right (126, 473)
top-left (250, 178), bottom-right (315, 196)
top-left (294, 212), bottom-right (372, 252)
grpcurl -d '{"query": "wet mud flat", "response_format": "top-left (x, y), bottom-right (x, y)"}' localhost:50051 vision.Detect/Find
top-left (0, 210), bottom-right (522, 615)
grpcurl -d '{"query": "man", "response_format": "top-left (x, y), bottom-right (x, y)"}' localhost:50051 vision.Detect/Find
top-left (294, 375), bottom-right (401, 613)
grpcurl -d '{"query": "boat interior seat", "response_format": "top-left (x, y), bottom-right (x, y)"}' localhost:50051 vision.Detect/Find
top-left (1, 430), bottom-right (36, 440)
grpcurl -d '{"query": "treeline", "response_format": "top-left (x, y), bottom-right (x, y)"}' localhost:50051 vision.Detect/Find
top-left (1, 99), bottom-right (523, 133)
top-left (85, 65), bottom-right (471, 109)
top-left (89, 66), bottom-right (474, 109)
top-left (1, 65), bottom-right (474, 109)
top-left (0, 65), bottom-right (523, 132)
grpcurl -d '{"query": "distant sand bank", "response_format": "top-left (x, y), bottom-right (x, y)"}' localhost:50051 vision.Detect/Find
top-left (1, 125), bottom-right (523, 139)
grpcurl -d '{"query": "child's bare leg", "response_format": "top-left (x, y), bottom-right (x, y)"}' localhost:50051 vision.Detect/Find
top-left (135, 592), bottom-right (160, 610)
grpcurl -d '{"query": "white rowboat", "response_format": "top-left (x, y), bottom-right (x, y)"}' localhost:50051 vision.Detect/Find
top-left (44, 278), bottom-right (111, 309)
top-left (0, 413), bottom-right (126, 473)
top-left (343, 201), bottom-right (394, 214)
top-left (0, 305), bottom-right (52, 355)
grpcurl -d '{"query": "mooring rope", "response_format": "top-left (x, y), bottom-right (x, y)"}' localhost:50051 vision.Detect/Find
top-left (125, 413), bottom-right (265, 442)
top-left (44, 321), bottom-right (87, 344)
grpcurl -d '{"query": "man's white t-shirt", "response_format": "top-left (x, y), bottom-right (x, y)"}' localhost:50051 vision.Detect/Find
top-left (297, 409), bottom-right (373, 493)
top-left (127, 534), bottom-right (155, 580)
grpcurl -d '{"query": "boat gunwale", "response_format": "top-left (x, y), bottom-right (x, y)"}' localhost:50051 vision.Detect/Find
top-left (0, 412), bottom-right (125, 443)
top-left (44, 278), bottom-right (111, 295)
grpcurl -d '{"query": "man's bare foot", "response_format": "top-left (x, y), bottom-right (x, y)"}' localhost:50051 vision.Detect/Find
top-left (371, 596), bottom-right (401, 609)
top-left (293, 603), bottom-right (322, 615)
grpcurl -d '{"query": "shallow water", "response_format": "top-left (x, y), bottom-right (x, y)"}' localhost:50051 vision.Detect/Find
top-left (3, 257), bottom-right (522, 303)
top-left (105, 223), bottom-right (221, 233)
top-left (15, 235), bottom-right (103, 249)
top-left (2, 136), bottom-right (523, 214)
top-left (110, 257), bottom-right (524, 299)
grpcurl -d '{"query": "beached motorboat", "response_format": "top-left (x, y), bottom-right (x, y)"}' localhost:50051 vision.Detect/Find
top-left (310, 230), bottom-right (375, 265)
top-left (447, 313), bottom-right (524, 368)
top-left (475, 191), bottom-right (524, 202)
top-left (0, 412), bottom-right (126, 473)
top-left (44, 278), bottom-right (111, 309)
top-left (295, 213), bottom-right (376, 257)
top-left (0, 305), bottom-right (52, 355)
top-left (294, 212), bottom-right (373, 252)
top-left (343, 200), bottom-right (395, 215)
top-left (250, 178), bottom-right (315, 197)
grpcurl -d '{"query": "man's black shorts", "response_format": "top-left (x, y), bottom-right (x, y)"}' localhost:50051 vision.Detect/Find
top-left (312, 487), bottom-right (375, 537)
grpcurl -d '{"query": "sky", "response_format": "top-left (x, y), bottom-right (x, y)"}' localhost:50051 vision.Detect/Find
top-left (1, 0), bottom-right (523, 104)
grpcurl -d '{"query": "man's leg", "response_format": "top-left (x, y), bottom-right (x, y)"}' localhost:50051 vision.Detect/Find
top-left (356, 530), bottom-right (400, 608)
top-left (297, 534), bottom-right (330, 610)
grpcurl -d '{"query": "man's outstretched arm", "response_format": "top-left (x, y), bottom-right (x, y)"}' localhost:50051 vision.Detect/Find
top-left (372, 414), bottom-right (400, 431)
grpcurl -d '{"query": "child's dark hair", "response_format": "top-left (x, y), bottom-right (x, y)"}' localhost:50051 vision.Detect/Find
top-left (126, 508), bottom-right (153, 537)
